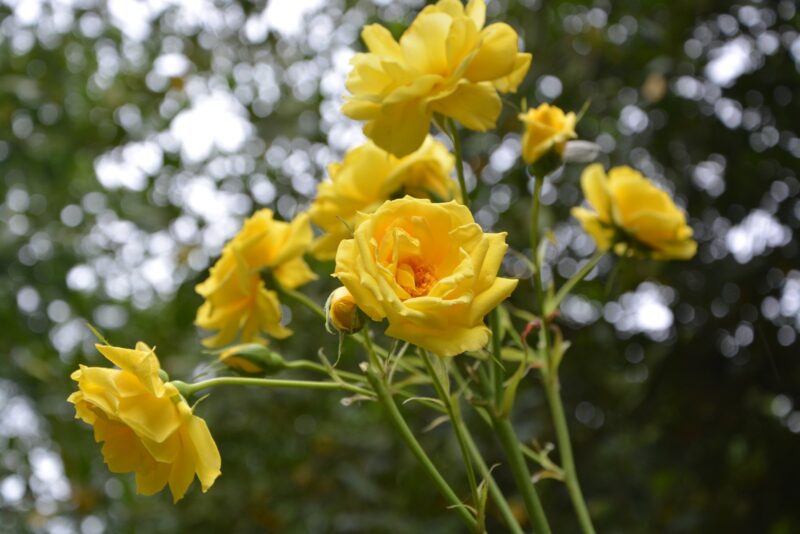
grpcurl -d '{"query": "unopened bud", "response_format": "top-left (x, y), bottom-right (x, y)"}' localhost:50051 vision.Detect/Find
top-left (562, 140), bottom-right (601, 163)
top-left (218, 343), bottom-right (286, 376)
top-left (325, 287), bottom-right (365, 335)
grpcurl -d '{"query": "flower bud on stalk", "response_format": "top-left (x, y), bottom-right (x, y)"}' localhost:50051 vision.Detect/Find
top-left (218, 343), bottom-right (287, 376)
top-left (325, 287), bottom-right (365, 335)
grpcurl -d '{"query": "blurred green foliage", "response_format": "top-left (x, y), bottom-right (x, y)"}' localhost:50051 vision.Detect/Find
top-left (1, 0), bottom-right (799, 532)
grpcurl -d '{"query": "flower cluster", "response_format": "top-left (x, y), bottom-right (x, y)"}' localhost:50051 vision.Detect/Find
top-left (68, 0), bottom-right (698, 513)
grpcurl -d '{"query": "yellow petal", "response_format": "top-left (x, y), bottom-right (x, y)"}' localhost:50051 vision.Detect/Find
top-left (580, 164), bottom-right (612, 223)
top-left (464, 23), bottom-right (519, 83)
top-left (117, 393), bottom-right (182, 444)
top-left (135, 460), bottom-right (171, 497)
top-left (399, 12), bottom-right (451, 75)
top-left (273, 256), bottom-right (317, 289)
top-left (494, 52), bottom-right (531, 93)
top-left (186, 415), bottom-right (222, 492)
top-left (362, 24), bottom-right (402, 59)
top-left (167, 436), bottom-right (195, 503)
top-left (429, 81), bottom-right (501, 131)
top-left (572, 207), bottom-right (613, 251)
top-left (334, 239), bottom-right (385, 321)
top-left (465, 0), bottom-right (486, 29)
top-left (468, 276), bottom-right (518, 325)
top-left (364, 100), bottom-right (432, 157)
top-left (385, 319), bottom-right (490, 357)
top-left (95, 344), bottom-right (165, 397)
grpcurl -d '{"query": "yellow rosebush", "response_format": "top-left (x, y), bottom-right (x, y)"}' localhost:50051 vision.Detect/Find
top-left (342, 0), bottom-right (531, 157)
top-left (195, 209), bottom-right (315, 348)
top-left (334, 197), bottom-right (518, 357)
top-left (309, 136), bottom-right (457, 259)
top-left (68, 342), bottom-right (221, 502)
top-left (572, 164), bottom-right (697, 260)
top-left (519, 103), bottom-right (577, 165)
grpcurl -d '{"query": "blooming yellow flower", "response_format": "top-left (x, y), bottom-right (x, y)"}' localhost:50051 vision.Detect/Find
top-left (519, 103), bottom-right (577, 165)
top-left (309, 136), bottom-right (457, 259)
top-left (68, 342), bottom-right (221, 502)
top-left (334, 197), bottom-right (518, 356)
top-left (195, 210), bottom-right (315, 348)
top-left (572, 164), bottom-right (697, 260)
top-left (325, 286), bottom-right (365, 335)
top-left (342, 0), bottom-right (531, 157)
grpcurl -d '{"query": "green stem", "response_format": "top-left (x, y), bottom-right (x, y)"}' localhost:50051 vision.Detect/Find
top-left (420, 350), bottom-right (480, 508)
top-left (489, 308), bottom-right (504, 409)
top-left (530, 171), bottom-right (596, 534)
top-left (366, 371), bottom-right (479, 532)
top-left (461, 424), bottom-right (525, 534)
top-left (492, 416), bottom-right (552, 534)
top-left (446, 118), bottom-right (470, 209)
top-left (176, 377), bottom-right (372, 398)
top-left (277, 284), bottom-right (326, 320)
top-left (284, 360), bottom-right (366, 383)
top-left (544, 376), bottom-right (595, 534)
top-left (546, 250), bottom-right (606, 316)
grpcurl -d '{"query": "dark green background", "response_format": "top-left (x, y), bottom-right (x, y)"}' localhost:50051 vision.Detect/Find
top-left (2, 0), bottom-right (798, 532)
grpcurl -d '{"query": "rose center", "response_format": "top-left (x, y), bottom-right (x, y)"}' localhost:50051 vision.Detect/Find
top-left (396, 261), bottom-right (437, 298)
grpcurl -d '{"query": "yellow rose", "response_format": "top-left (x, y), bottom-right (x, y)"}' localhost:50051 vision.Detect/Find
top-left (334, 197), bottom-right (518, 357)
top-left (309, 136), bottom-right (457, 259)
top-left (572, 164), bottom-right (697, 260)
top-left (342, 0), bottom-right (531, 157)
top-left (325, 286), bottom-right (365, 335)
top-left (519, 103), bottom-right (577, 165)
top-left (195, 210), bottom-right (315, 348)
top-left (68, 342), bottom-right (221, 503)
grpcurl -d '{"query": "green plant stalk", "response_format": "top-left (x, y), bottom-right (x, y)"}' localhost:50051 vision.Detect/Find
top-left (285, 360), bottom-right (366, 383)
top-left (366, 370), bottom-right (479, 532)
top-left (278, 284), bottom-right (326, 320)
top-left (546, 250), bottom-right (605, 315)
top-left (489, 308), bottom-right (505, 408)
top-left (530, 173), bottom-right (546, 312)
top-left (420, 350), bottom-right (480, 508)
top-left (529, 171), bottom-right (596, 534)
top-left (460, 424), bottom-right (525, 534)
top-left (446, 118), bottom-right (470, 209)
top-left (491, 415), bottom-right (552, 534)
top-left (175, 377), bottom-right (372, 398)
top-left (543, 375), bottom-right (595, 534)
